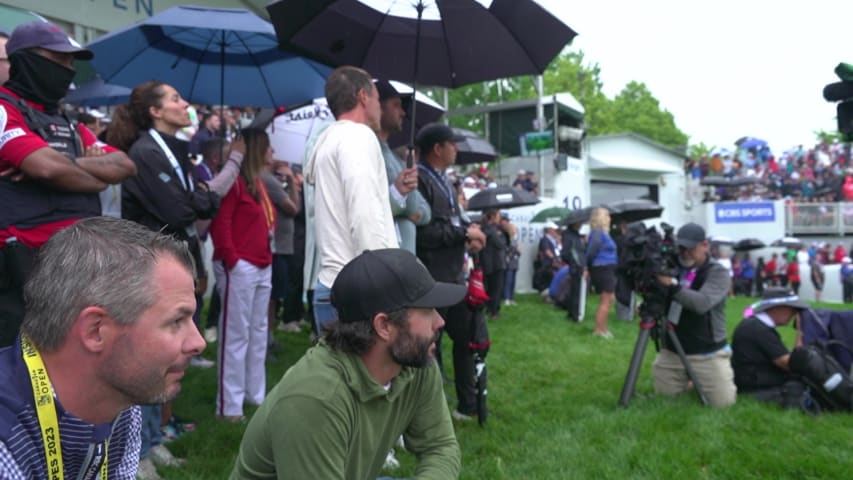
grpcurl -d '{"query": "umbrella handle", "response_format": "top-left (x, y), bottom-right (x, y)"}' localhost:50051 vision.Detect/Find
top-left (407, 1), bottom-right (425, 168)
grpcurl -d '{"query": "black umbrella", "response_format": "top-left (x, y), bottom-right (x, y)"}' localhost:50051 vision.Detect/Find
top-left (562, 206), bottom-right (594, 226)
top-left (771, 237), bottom-right (803, 249)
top-left (466, 185), bottom-right (539, 211)
top-left (267, 0), bottom-right (576, 162)
top-left (710, 236), bottom-right (735, 246)
top-left (733, 238), bottom-right (765, 251)
top-left (450, 128), bottom-right (498, 165)
top-left (606, 199), bottom-right (664, 223)
top-left (700, 176), bottom-right (762, 187)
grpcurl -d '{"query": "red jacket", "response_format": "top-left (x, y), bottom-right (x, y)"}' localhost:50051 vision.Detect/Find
top-left (210, 176), bottom-right (274, 270)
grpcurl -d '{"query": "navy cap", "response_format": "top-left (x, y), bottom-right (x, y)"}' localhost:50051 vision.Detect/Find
top-left (331, 249), bottom-right (466, 324)
top-left (6, 22), bottom-right (93, 60)
top-left (416, 123), bottom-right (465, 153)
top-left (676, 222), bottom-right (706, 249)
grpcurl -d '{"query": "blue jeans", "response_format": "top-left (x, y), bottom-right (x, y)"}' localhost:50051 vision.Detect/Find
top-left (140, 405), bottom-right (163, 459)
top-left (312, 281), bottom-right (338, 333)
top-left (503, 269), bottom-right (517, 300)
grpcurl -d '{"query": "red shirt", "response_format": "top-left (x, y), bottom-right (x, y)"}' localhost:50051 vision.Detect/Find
top-left (786, 262), bottom-right (800, 282)
top-left (0, 86), bottom-right (116, 248)
top-left (210, 176), bottom-right (274, 270)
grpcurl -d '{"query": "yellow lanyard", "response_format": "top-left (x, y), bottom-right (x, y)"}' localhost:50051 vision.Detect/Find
top-left (21, 336), bottom-right (108, 480)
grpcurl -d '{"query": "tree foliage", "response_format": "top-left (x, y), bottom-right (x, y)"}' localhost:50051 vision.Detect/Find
top-left (429, 50), bottom-right (690, 148)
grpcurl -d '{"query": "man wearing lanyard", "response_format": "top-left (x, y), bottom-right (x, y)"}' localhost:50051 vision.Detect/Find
top-left (0, 22), bottom-right (136, 347)
top-left (0, 217), bottom-right (206, 479)
top-left (415, 123), bottom-right (486, 420)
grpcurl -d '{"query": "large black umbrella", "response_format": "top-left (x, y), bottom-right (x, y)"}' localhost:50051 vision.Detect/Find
top-left (771, 237), bottom-right (803, 249)
top-left (267, 0), bottom-right (575, 160)
top-left (449, 128), bottom-right (498, 165)
top-left (700, 176), bottom-right (762, 187)
top-left (607, 199), bottom-right (664, 223)
top-left (466, 185), bottom-right (539, 211)
top-left (733, 238), bottom-right (765, 252)
top-left (562, 206), bottom-right (595, 226)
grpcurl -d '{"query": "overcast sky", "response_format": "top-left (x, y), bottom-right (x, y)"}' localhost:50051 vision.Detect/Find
top-left (536, 0), bottom-right (852, 152)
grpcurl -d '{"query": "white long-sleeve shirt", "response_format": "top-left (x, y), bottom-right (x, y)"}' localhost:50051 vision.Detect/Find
top-left (305, 120), bottom-right (398, 287)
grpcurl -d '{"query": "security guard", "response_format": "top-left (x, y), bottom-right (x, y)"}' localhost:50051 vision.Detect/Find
top-left (0, 22), bottom-right (135, 346)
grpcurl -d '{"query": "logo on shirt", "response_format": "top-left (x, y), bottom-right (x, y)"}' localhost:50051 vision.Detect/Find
top-left (0, 127), bottom-right (25, 151)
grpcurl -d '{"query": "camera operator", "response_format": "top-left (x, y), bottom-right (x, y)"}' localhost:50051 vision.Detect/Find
top-left (653, 223), bottom-right (737, 407)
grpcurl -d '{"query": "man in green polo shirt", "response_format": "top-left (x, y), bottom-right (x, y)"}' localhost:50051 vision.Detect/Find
top-left (231, 248), bottom-right (463, 480)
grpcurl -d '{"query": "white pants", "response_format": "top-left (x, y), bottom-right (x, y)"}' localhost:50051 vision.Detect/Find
top-left (214, 259), bottom-right (271, 417)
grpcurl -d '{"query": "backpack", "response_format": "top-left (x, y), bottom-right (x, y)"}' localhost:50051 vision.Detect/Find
top-left (789, 340), bottom-right (853, 412)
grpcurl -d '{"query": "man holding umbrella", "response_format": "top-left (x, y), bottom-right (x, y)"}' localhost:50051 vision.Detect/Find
top-left (0, 22), bottom-right (136, 347)
top-left (415, 122), bottom-right (485, 420)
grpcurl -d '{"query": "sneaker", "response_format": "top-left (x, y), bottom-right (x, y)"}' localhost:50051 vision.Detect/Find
top-left (203, 327), bottom-right (217, 343)
top-left (277, 322), bottom-right (302, 333)
top-left (189, 356), bottom-right (214, 368)
top-left (592, 330), bottom-right (614, 339)
top-left (383, 448), bottom-right (400, 470)
top-left (451, 410), bottom-right (474, 421)
top-left (136, 457), bottom-right (163, 480)
top-left (503, 300), bottom-right (511, 306)
top-left (149, 444), bottom-right (186, 467)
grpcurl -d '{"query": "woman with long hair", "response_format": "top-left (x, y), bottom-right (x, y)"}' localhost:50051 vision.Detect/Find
top-left (209, 128), bottom-right (275, 422)
top-left (587, 207), bottom-right (618, 338)
top-left (109, 80), bottom-right (225, 475)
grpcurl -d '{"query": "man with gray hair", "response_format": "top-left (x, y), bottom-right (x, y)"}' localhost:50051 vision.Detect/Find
top-left (0, 216), bottom-right (206, 479)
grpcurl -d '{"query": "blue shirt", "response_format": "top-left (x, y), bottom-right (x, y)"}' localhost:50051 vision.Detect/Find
top-left (0, 339), bottom-right (141, 479)
top-left (587, 229), bottom-right (617, 266)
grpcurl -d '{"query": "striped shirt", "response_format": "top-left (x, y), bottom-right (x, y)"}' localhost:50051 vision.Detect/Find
top-left (0, 340), bottom-right (141, 479)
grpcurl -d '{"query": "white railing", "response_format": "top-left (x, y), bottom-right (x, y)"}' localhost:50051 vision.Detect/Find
top-left (786, 202), bottom-right (853, 235)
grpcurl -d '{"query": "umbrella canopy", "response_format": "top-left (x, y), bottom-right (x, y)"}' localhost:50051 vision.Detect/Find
top-left (65, 77), bottom-right (131, 106)
top-left (736, 136), bottom-right (768, 150)
top-left (386, 81), bottom-right (446, 149)
top-left (771, 237), bottom-right (803, 249)
top-left (531, 206), bottom-right (570, 223)
top-left (267, 0), bottom-right (576, 89)
top-left (562, 206), bottom-right (594, 226)
top-left (710, 236), bottom-right (735, 246)
top-left (733, 238), bottom-right (765, 252)
top-left (699, 176), bottom-right (762, 187)
top-left (449, 128), bottom-right (498, 165)
top-left (466, 185), bottom-right (539, 211)
top-left (86, 6), bottom-right (331, 107)
top-left (606, 199), bottom-right (664, 223)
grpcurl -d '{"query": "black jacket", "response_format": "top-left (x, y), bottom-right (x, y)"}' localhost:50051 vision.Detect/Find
top-left (560, 228), bottom-right (586, 272)
top-left (415, 163), bottom-right (467, 284)
top-left (122, 130), bottom-right (220, 240)
top-left (480, 223), bottom-right (507, 275)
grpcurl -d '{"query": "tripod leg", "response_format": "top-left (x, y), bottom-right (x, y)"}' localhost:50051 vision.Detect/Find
top-left (619, 326), bottom-right (652, 407)
top-left (664, 327), bottom-right (710, 406)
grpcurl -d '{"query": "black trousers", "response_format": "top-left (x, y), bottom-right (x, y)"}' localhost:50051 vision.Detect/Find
top-left (438, 301), bottom-right (477, 415)
top-left (0, 243), bottom-right (36, 348)
top-left (282, 253), bottom-right (306, 322)
top-left (484, 270), bottom-right (504, 316)
top-left (566, 271), bottom-right (582, 321)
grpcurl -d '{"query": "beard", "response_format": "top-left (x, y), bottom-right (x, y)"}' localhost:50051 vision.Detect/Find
top-left (99, 333), bottom-right (187, 405)
top-left (389, 325), bottom-right (438, 369)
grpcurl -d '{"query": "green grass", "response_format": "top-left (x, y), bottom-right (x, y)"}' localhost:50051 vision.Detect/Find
top-left (162, 295), bottom-right (853, 479)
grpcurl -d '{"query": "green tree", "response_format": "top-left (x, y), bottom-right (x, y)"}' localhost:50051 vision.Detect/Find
top-left (688, 141), bottom-right (716, 160)
top-left (606, 81), bottom-right (689, 148)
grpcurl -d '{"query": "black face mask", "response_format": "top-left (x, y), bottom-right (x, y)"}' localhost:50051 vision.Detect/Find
top-left (4, 50), bottom-right (76, 113)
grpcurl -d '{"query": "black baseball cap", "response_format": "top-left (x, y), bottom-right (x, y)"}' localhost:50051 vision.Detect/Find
top-left (331, 249), bottom-right (466, 323)
top-left (416, 123), bottom-right (465, 153)
top-left (676, 222), bottom-right (707, 249)
top-left (6, 22), bottom-right (93, 60)
top-left (752, 287), bottom-right (809, 313)
top-left (373, 79), bottom-right (401, 102)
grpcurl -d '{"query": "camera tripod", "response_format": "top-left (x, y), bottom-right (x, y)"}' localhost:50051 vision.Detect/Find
top-left (618, 313), bottom-right (709, 407)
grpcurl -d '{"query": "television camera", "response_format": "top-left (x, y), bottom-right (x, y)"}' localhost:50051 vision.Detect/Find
top-left (617, 222), bottom-right (710, 407)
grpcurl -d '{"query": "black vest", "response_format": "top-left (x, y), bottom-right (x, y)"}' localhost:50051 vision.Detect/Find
top-left (664, 258), bottom-right (727, 354)
top-left (0, 93), bottom-right (100, 230)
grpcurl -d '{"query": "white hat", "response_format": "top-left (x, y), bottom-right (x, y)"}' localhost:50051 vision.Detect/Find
top-left (544, 221), bottom-right (559, 230)
top-left (85, 109), bottom-right (105, 119)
